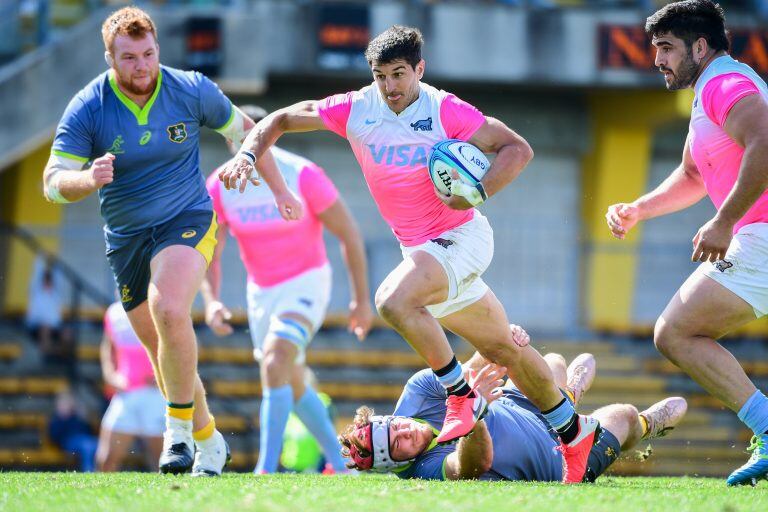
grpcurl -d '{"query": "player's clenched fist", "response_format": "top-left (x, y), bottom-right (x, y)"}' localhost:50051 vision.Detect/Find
top-left (605, 203), bottom-right (641, 240)
top-left (90, 153), bottom-right (115, 189)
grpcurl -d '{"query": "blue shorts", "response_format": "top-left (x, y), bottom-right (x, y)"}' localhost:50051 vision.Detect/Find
top-left (502, 386), bottom-right (621, 482)
top-left (106, 209), bottom-right (217, 311)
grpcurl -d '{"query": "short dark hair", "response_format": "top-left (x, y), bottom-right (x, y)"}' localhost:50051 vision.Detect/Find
top-left (364, 25), bottom-right (423, 68)
top-left (238, 104), bottom-right (268, 124)
top-left (645, 0), bottom-right (729, 52)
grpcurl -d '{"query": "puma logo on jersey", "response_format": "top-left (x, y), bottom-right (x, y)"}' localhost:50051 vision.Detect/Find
top-left (410, 117), bottom-right (432, 131)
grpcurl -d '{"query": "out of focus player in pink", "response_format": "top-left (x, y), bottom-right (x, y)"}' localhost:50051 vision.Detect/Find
top-left (219, 27), bottom-right (600, 483)
top-left (202, 105), bottom-right (373, 474)
top-left (605, 0), bottom-right (768, 486)
top-left (97, 302), bottom-right (165, 471)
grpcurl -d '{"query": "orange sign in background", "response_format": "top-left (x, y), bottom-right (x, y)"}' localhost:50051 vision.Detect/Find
top-left (599, 25), bottom-right (768, 76)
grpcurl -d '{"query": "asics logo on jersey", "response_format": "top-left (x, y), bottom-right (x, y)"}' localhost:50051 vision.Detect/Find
top-left (167, 123), bottom-right (188, 143)
top-left (181, 230), bottom-right (197, 239)
top-left (139, 130), bottom-right (152, 146)
top-left (108, 135), bottom-right (126, 154)
top-left (410, 117), bottom-right (433, 132)
top-left (366, 144), bottom-right (428, 167)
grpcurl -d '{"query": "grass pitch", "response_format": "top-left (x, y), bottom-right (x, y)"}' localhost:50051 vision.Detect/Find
top-left (1, 473), bottom-right (765, 512)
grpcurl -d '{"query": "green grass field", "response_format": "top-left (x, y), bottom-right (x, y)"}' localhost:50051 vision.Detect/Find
top-left (1, 473), bottom-right (766, 512)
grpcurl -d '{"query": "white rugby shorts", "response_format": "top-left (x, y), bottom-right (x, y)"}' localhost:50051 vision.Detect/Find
top-left (697, 222), bottom-right (768, 318)
top-left (401, 212), bottom-right (493, 318)
top-left (101, 386), bottom-right (166, 437)
top-left (246, 263), bottom-right (332, 364)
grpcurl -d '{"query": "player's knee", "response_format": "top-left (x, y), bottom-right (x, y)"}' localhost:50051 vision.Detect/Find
top-left (262, 344), bottom-right (295, 379)
top-left (544, 353), bottom-right (566, 367)
top-left (621, 404), bottom-right (639, 422)
top-left (148, 294), bottom-right (188, 329)
top-left (653, 317), bottom-right (679, 359)
top-left (375, 285), bottom-right (404, 323)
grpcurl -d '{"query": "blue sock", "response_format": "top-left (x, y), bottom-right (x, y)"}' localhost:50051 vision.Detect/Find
top-left (294, 387), bottom-right (347, 471)
top-left (434, 356), bottom-right (471, 396)
top-left (542, 398), bottom-right (579, 443)
top-left (255, 384), bottom-right (293, 473)
top-left (738, 389), bottom-right (768, 436)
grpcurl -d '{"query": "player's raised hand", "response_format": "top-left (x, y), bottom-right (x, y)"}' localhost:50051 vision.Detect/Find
top-left (348, 299), bottom-right (374, 342)
top-left (469, 364), bottom-right (506, 406)
top-left (89, 153), bottom-right (115, 189)
top-left (605, 203), bottom-right (641, 239)
top-left (205, 300), bottom-right (233, 337)
top-left (274, 190), bottom-right (303, 221)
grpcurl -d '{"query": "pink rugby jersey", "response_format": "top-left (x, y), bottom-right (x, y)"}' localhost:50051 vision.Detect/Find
top-left (104, 303), bottom-right (155, 391)
top-left (691, 56), bottom-right (768, 233)
top-left (207, 146), bottom-right (339, 287)
top-left (318, 82), bottom-right (486, 246)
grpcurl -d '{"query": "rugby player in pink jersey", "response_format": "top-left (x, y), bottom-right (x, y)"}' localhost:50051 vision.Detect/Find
top-left (97, 302), bottom-right (165, 471)
top-left (202, 105), bottom-right (373, 474)
top-left (606, 0), bottom-right (768, 486)
top-left (220, 26), bottom-right (600, 483)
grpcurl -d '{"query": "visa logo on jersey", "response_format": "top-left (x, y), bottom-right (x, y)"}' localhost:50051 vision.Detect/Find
top-left (366, 144), bottom-right (429, 167)
top-left (235, 204), bottom-right (282, 223)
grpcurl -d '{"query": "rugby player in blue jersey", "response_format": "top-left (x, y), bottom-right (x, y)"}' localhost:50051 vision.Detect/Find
top-left (340, 339), bottom-right (687, 482)
top-left (42, 6), bottom-right (301, 476)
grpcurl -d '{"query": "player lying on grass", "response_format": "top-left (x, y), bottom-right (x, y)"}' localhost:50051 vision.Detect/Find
top-left (340, 339), bottom-right (687, 482)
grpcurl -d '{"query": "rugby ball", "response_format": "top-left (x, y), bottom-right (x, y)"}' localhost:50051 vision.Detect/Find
top-left (428, 139), bottom-right (490, 196)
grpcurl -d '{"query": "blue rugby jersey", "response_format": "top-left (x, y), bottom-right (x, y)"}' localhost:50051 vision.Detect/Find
top-left (52, 65), bottom-right (234, 238)
top-left (392, 369), bottom-right (563, 481)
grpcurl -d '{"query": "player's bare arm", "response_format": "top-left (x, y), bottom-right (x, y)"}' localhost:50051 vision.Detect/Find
top-left (219, 101), bottom-right (326, 193)
top-left (468, 117), bottom-right (534, 199)
top-left (216, 105), bottom-right (303, 220)
top-left (200, 226), bottom-right (233, 337)
top-left (606, 136), bottom-right (706, 240)
top-left (99, 332), bottom-right (127, 391)
top-left (43, 152), bottom-right (114, 203)
top-left (444, 364), bottom-right (505, 480)
top-left (692, 93), bottom-right (768, 262)
top-left (318, 199), bottom-right (374, 341)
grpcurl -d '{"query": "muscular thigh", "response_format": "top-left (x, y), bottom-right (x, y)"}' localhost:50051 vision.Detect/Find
top-left (377, 251), bottom-right (450, 307)
top-left (660, 270), bottom-right (756, 339)
top-left (439, 289), bottom-right (511, 350)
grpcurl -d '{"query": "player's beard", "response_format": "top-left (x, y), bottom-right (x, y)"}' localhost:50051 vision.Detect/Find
top-left (119, 69), bottom-right (159, 96)
top-left (662, 49), bottom-right (699, 90)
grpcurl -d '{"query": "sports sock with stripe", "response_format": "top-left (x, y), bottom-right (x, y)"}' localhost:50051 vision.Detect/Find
top-left (434, 356), bottom-right (471, 397)
top-left (542, 398), bottom-right (579, 444)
